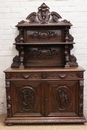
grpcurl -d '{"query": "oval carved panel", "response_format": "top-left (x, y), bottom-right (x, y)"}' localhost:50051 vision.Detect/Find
top-left (53, 86), bottom-right (72, 111)
top-left (17, 86), bottom-right (36, 112)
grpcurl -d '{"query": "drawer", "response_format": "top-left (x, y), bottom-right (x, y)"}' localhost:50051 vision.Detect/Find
top-left (46, 71), bottom-right (83, 80)
top-left (5, 72), bottom-right (42, 80)
top-left (5, 71), bottom-right (83, 80)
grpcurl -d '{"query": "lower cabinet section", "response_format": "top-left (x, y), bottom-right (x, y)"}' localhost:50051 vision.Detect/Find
top-left (4, 68), bottom-right (86, 125)
top-left (9, 80), bottom-right (79, 117)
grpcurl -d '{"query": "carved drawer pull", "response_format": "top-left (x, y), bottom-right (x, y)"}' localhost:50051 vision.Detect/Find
top-left (22, 74), bottom-right (30, 79)
top-left (59, 74), bottom-right (67, 78)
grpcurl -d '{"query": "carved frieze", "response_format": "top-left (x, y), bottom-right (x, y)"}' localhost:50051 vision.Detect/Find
top-left (42, 72), bottom-right (46, 79)
top-left (6, 71), bottom-right (83, 80)
top-left (11, 73), bottom-right (42, 79)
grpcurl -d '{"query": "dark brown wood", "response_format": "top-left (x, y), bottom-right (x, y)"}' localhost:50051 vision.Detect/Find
top-left (4, 3), bottom-right (86, 125)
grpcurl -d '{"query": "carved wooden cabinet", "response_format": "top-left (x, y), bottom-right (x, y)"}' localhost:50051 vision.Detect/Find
top-left (4, 3), bottom-right (86, 125)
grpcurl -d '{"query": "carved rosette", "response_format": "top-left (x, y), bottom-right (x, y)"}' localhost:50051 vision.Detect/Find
top-left (6, 73), bottom-right (10, 79)
top-left (78, 72), bottom-right (83, 78)
top-left (6, 81), bottom-right (11, 117)
top-left (17, 86), bottom-right (36, 112)
top-left (79, 80), bottom-right (84, 116)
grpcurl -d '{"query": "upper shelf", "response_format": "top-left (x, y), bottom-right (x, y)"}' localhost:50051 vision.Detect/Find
top-left (14, 42), bottom-right (75, 45)
top-left (16, 21), bottom-right (72, 27)
top-left (16, 3), bottom-right (72, 28)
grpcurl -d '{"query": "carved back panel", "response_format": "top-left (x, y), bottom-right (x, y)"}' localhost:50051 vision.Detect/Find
top-left (24, 45), bottom-right (65, 67)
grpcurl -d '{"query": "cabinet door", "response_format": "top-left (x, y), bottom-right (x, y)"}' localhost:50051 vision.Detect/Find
top-left (45, 80), bottom-right (79, 117)
top-left (11, 81), bottom-right (44, 117)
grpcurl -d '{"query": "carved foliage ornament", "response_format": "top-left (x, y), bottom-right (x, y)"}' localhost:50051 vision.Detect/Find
top-left (31, 31), bottom-right (57, 40)
top-left (30, 47), bottom-right (60, 59)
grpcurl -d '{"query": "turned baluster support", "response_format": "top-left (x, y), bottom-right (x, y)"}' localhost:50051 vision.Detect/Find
top-left (64, 45), bottom-right (70, 68)
top-left (19, 45), bottom-right (24, 68)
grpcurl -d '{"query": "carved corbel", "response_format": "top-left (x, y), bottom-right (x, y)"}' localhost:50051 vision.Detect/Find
top-left (15, 28), bottom-right (24, 43)
top-left (11, 55), bottom-right (20, 68)
top-left (69, 54), bottom-right (78, 67)
top-left (65, 27), bottom-right (69, 42)
top-left (68, 34), bottom-right (74, 42)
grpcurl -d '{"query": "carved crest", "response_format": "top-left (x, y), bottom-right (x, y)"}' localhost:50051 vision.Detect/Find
top-left (26, 3), bottom-right (62, 24)
top-left (16, 3), bottom-right (72, 27)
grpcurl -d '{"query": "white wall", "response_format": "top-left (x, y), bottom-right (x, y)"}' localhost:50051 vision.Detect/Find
top-left (0, 0), bottom-right (87, 114)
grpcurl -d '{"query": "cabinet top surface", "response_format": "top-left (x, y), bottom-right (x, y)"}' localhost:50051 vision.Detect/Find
top-left (4, 66), bottom-right (85, 73)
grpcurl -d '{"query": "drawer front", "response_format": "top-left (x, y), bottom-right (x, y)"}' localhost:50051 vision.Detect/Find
top-left (46, 71), bottom-right (83, 80)
top-left (5, 71), bottom-right (83, 80)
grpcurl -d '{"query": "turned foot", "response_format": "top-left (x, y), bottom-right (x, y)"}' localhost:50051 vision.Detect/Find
top-left (6, 123), bottom-right (13, 126)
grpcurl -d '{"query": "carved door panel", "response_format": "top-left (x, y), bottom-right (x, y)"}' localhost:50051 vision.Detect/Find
top-left (45, 80), bottom-right (79, 117)
top-left (11, 81), bottom-right (44, 117)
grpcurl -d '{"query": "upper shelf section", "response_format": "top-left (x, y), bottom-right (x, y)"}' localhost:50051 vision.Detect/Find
top-left (16, 3), bottom-right (72, 27)
top-left (15, 3), bottom-right (74, 44)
